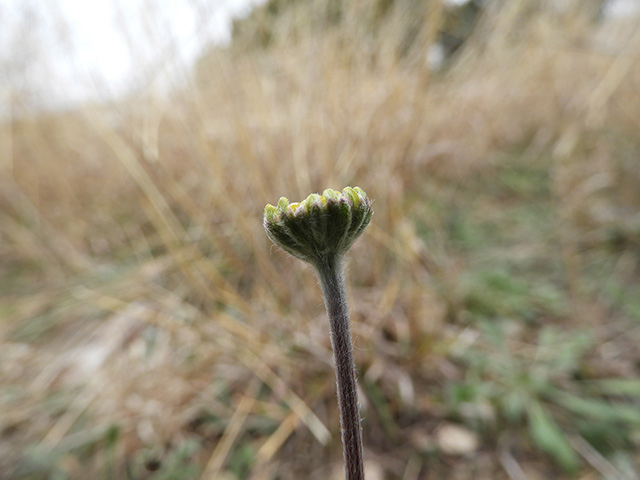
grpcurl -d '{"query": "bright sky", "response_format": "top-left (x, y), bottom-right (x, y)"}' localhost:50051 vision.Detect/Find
top-left (2, 0), bottom-right (639, 110)
top-left (2, 0), bottom-right (265, 108)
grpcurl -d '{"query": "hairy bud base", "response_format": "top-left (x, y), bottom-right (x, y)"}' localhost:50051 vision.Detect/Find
top-left (263, 187), bottom-right (373, 264)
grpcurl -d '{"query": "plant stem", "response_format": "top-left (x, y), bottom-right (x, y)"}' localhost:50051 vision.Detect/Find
top-left (315, 254), bottom-right (365, 480)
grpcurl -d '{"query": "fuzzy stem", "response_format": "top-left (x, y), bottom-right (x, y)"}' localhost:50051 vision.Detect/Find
top-left (315, 254), bottom-right (365, 480)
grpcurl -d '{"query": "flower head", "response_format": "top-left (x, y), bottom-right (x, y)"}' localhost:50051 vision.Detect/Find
top-left (264, 186), bottom-right (373, 264)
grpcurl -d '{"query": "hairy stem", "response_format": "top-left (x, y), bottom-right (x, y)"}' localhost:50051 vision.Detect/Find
top-left (315, 254), bottom-right (365, 480)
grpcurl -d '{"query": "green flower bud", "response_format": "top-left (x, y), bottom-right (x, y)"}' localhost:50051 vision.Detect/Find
top-left (263, 186), bottom-right (373, 265)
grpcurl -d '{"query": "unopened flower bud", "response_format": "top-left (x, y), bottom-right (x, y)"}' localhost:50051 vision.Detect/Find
top-left (263, 186), bottom-right (373, 265)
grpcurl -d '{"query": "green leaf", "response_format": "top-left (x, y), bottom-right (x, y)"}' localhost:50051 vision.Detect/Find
top-left (553, 392), bottom-right (640, 425)
top-left (583, 379), bottom-right (640, 398)
top-left (527, 401), bottom-right (579, 472)
top-left (502, 390), bottom-right (526, 422)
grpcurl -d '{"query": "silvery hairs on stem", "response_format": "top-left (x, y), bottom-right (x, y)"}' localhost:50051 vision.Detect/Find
top-left (263, 186), bottom-right (373, 480)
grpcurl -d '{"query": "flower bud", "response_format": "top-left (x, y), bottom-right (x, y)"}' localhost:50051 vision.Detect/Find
top-left (263, 187), bottom-right (373, 264)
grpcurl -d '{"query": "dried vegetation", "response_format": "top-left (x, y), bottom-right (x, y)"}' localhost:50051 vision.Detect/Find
top-left (1, 1), bottom-right (640, 478)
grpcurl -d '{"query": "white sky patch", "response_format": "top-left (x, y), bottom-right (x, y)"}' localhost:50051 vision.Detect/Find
top-left (2, 0), bottom-right (265, 109)
top-left (604, 0), bottom-right (640, 17)
top-left (58, 0), bottom-right (133, 96)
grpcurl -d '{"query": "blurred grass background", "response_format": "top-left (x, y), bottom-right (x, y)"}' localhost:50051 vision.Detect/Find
top-left (2, 0), bottom-right (640, 478)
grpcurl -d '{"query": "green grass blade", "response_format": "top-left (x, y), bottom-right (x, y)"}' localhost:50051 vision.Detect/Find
top-left (553, 392), bottom-right (640, 425)
top-left (582, 379), bottom-right (640, 398)
top-left (527, 401), bottom-right (579, 473)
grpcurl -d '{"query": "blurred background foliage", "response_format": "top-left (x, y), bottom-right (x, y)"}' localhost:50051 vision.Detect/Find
top-left (1, 0), bottom-right (640, 478)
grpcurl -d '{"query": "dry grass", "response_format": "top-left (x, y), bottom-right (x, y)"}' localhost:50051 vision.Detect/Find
top-left (1, 1), bottom-right (640, 479)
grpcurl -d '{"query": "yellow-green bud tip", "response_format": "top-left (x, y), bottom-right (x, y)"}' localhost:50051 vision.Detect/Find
top-left (277, 197), bottom-right (289, 211)
top-left (264, 204), bottom-right (279, 222)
